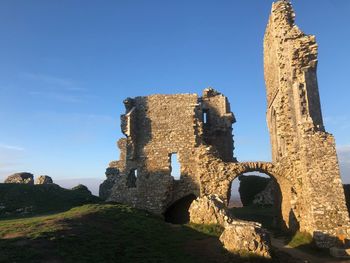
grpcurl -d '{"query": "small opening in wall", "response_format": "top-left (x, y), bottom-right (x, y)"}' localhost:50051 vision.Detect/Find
top-left (203, 109), bottom-right (209, 124)
top-left (126, 169), bottom-right (137, 188)
top-left (170, 153), bottom-right (181, 180)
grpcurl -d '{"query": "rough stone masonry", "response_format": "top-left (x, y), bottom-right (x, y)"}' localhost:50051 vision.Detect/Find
top-left (100, 0), bottom-right (350, 249)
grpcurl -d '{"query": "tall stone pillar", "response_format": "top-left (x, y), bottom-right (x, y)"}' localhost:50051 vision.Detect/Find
top-left (264, 0), bottom-right (350, 247)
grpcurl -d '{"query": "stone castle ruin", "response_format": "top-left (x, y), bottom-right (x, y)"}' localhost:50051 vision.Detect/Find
top-left (100, 1), bottom-right (350, 249)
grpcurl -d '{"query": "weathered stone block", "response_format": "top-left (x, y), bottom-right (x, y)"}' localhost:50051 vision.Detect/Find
top-left (219, 222), bottom-right (271, 258)
top-left (35, 175), bottom-right (53, 185)
top-left (189, 195), bottom-right (232, 226)
top-left (4, 172), bottom-right (34, 185)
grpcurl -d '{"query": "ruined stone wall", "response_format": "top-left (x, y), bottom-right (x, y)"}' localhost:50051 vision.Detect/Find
top-left (201, 89), bottom-right (236, 162)
top-left (264, 0), bottom-right (350, 246)
top-left (102, 89), bottom-right (234, 214)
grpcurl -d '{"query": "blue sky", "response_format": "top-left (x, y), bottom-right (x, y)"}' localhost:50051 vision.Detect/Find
top-left (0, 0), bottom-right (349, 194)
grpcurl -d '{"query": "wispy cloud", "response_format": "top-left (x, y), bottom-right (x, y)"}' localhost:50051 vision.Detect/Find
top-left (21, 72), bottom-right (88, 103)
top-left (0, 144), bottom-right (24, 151)
top-left (28, 91), bottom-right (82, 103)
top-left (22, 72), bottom-right (85, 91)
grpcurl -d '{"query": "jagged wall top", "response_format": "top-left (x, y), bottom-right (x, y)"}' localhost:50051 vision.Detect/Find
top-left (264, 0), bottom-right (324, 163)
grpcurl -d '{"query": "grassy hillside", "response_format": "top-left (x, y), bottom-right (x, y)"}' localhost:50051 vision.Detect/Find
top-left (0, 184), bottom-right (298, 262)
top-left (0, 203), bottom-right (297, 263)
top-left (0, 204), bottom-right (243, 263)
top-left (0, 183), bottom-right (100, 217)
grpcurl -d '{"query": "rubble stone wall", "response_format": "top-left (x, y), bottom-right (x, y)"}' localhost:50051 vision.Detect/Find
top-left (103, 89), bottom-right (234, 214)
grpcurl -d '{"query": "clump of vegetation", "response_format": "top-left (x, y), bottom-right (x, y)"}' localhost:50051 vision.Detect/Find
top-left (287, 231), bottom-right (313, 248)
top-left (238, 175), bottom-right (270, 206)
top-left (0, 183), bottom-right (100, 218)
top-left (186, 223), bottom-right (224, 237)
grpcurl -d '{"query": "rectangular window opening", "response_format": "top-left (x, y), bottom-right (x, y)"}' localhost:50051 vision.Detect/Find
top-left (203, 110), bottom-right (209, 124)
top-left (170, 153), bottom-right (181, 180)
top-left (126, 168), bottom-right (137, 188)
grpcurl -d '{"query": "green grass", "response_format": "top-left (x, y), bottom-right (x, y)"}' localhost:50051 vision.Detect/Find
top-left (285, 231), bottom-right (330, 258)
top-left (0, 204), bottom-right (285, 263)
top-left (287, 231), bottom-right (313, 248)
top-left (0, 204), bottom-right (215, 262)
top-left (0, 183), bottom-right (100, 218)
top-left (186, 223), bottom-right (224, 237)
top-left (0, 185), bottom-right (297, 262)
top-left (230, 205), bottom-right (277, 230)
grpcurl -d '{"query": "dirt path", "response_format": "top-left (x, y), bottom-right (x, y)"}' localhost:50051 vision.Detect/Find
top-left (270, 236), bottom-right (350, 263)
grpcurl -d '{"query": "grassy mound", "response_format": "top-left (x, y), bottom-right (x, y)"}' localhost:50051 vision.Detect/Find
top-left (0, 183), bottom-right (100, 217)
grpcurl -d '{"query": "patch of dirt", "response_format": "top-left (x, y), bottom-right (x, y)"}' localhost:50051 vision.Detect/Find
top-left (2, 232), bottom-right (26, 239)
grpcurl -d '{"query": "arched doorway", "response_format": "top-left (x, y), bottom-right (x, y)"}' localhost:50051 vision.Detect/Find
top-left (163, 194), bottom-right (197, 224)
top-left (229, 171), bottom-right (284, 231)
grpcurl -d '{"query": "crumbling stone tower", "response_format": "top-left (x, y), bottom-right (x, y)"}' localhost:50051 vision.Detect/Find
top-left (264, 0), bottom-right (350, 246)
top-left (100, 89), bottom-right (235, 214)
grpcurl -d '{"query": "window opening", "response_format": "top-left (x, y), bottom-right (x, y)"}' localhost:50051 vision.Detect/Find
top-left (170, 153), bottom-right (181, 180)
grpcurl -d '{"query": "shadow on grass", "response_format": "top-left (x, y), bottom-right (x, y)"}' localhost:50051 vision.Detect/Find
top-left (0, 203), bottom-right (298, 263)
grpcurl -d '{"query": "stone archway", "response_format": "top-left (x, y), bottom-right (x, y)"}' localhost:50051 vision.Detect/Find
top-left (163, 194), bottom-right (197, 224)
top-left (195, 147), bottom-right (295, 231)
top-left (228, 170), bottom-right (284, 230)
top-left (228, 162), bottom-right (292, 231)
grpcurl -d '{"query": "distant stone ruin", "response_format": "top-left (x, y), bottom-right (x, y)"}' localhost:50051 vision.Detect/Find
top-left (4, 173), bottom-right (54, 185)
top-left (4, 172), bottom-right (34, 185)
top-left (100, 0), bottom-right (350, 249)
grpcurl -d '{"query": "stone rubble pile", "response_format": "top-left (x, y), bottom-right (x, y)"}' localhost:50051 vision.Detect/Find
top-left (189, 195), bottom-right (271, 258)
